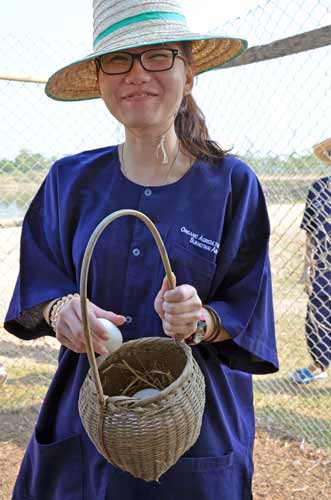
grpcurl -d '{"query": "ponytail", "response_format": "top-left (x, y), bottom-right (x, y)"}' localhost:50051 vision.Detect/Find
top-left (175, 42), bottom-right (228, 162)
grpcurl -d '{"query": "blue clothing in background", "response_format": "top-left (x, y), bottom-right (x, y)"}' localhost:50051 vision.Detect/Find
top-left (301, 177), bottom-right (331, 369)
top-left (5, 146), bottom-right (278, 500)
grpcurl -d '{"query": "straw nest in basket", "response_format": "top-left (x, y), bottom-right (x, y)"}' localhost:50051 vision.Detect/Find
top-left (78, 337), bottom-right (206, 481)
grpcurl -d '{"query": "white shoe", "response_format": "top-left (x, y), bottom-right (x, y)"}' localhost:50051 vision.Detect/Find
top-left (0, 365), bottom-right (7, 386)
top-left (290, 367), bottom-right (328, 384)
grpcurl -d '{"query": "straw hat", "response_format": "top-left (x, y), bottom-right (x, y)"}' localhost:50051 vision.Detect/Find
top-left (312, 138), bottom-right (331, 165)
top-left (45, 0), bottom-right (247, 101)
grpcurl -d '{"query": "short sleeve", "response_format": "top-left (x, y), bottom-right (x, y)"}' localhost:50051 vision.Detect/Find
top-left (4, 163), bottom-right (77, 340)
top-left (205, 161), bottom-right (278, 374)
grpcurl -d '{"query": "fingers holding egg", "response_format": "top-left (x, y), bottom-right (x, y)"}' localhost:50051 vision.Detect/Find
top-left (94, 317), bottom-right (123, 354)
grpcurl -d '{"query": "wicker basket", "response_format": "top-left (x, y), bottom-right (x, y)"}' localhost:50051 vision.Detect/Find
top-left (78, 209), bottom-right (206, 481)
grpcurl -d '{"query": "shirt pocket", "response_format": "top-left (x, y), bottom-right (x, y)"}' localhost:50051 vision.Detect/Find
top-left (167, 243), bottom-right (216, 301)
top-left (20, 429), bottom-right (84, 500)
top-left (171, 451), bottom-right (234, 471)
top-left (147, 452), bottom-right (251, 500)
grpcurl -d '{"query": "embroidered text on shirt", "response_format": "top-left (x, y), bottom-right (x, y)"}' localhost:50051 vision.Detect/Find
top-left (181, 226), bottom-right (220, 254)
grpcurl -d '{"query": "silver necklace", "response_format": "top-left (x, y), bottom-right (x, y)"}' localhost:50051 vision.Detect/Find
top-left (120, 142), bottom-right (181, 186)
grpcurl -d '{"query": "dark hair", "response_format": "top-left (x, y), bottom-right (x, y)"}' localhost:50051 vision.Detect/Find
top-left (175, 42), bottom-right (228, 161)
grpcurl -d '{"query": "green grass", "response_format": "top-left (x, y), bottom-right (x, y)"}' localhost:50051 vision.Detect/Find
top-left (0, 362), bottom-right (55, 410)
top-left (251, 206), bottom-right (331, 450)
top-left (254, 403), bottom-right (331, 450)
top-left (253, 275), bottom-right (331, 450)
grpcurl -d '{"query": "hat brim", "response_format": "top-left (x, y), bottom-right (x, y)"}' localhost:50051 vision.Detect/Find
top-left (45, 33), bottom-right (247, 101)
top-left (312, 139), bottom-right (331, 165)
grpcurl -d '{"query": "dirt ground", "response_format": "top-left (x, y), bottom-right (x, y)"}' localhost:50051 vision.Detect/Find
top-left (0, 416), bottom-right (330, 500)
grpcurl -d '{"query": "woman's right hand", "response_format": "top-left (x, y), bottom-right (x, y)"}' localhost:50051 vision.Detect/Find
top-left (48, 296), bottom-right (126, 355)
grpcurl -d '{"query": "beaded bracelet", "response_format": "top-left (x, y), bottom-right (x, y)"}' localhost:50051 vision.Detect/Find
top-left (48, 299), bottom-right (61, 325)
top-left (49, 293), bottom-right (79, 332)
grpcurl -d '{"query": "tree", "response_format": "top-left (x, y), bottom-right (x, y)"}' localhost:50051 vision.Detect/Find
top-left (0, 150), bottom-right (55, 174)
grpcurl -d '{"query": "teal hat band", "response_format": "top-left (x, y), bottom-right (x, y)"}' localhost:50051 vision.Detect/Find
top-left (94, 11), bottom-right (187, 50)
top-left (46, 0), bottom-right (248, 101)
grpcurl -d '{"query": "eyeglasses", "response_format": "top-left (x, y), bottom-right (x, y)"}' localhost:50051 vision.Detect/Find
top-left (95, 48), bottom-right (186, 75)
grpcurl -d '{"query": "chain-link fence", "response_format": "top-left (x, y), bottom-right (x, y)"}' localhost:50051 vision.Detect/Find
top-left (1, 0), bottom-right (331, 452)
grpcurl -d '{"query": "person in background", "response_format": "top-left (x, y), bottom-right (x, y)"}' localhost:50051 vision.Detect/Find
top-left (291, 138), bottom-right (331, 383)
top-left (4, 1), bottom-right (278, 499)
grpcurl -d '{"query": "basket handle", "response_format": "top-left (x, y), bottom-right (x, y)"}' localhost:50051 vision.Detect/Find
top-left (79, 209), bottom-right (176, 405)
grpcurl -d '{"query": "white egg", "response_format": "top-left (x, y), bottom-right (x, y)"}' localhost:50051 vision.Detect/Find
top-left (132, 388), bottom-right (161, 400)
top-left (96, 317), bottom-right (123, 354)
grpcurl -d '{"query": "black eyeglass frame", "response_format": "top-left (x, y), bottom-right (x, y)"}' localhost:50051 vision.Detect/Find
top-left (94, 48), bottom-right (186, 75)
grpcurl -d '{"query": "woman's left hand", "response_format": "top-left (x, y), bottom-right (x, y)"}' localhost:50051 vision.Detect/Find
top-left (154, 276), bottom-right (203, 340)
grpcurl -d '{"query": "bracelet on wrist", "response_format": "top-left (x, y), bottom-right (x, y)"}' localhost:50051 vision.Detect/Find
top-left (185, 306), bottom-right (221, 345)
top-left (49, 293), bottom-right (79, 332)
top-left (48, 299), bottom-right (61, 325)
top-left (203, 305), bottom-right (221, 343)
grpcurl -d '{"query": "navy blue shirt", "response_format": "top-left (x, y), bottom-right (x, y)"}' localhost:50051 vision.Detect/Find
top-left (301, 177), bottom-right (331, 265)
top-left (5, 146), bottom-right (278, 500)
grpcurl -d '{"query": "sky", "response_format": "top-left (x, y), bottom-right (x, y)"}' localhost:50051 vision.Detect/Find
top-left (0, 0), bottom-right (330, 160)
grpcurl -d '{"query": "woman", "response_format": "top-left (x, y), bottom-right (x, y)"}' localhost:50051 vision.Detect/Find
top-left (5, 1), bottom-right (278, 499)
top-left (291, 138), bottom-right (331, 384)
